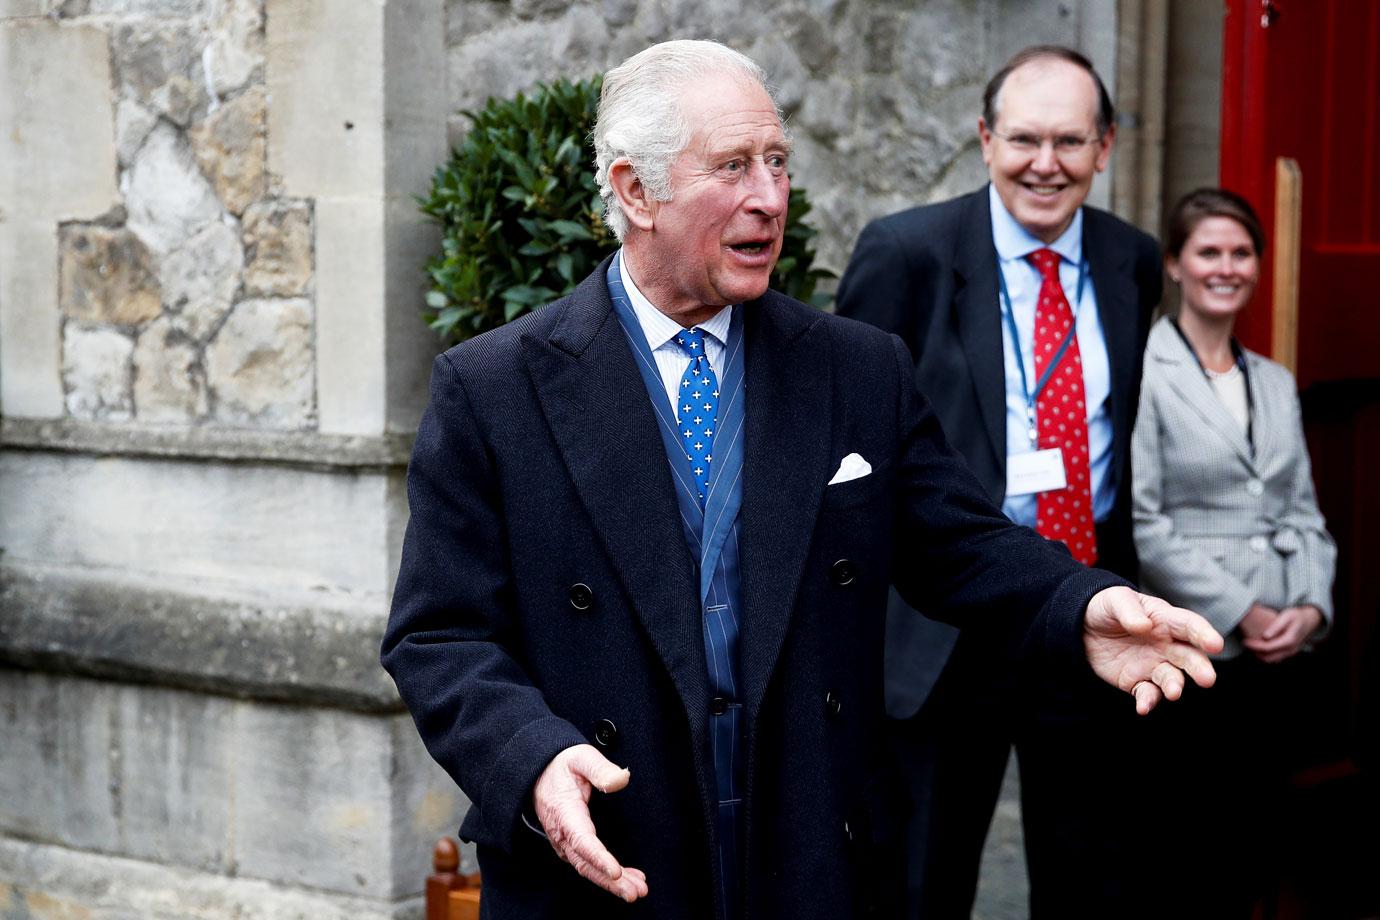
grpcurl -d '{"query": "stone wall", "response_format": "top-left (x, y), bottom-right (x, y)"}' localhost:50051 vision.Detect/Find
top-left (0, 1), bottom-right (456, 917)
top-left (444, 0), bottom-right (1127, 278)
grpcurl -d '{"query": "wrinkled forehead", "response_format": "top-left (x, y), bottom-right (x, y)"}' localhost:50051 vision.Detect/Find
top-left (994, 59), bottom-right (1100, 130)
top-left (676, 72), bottom-right (788, 150)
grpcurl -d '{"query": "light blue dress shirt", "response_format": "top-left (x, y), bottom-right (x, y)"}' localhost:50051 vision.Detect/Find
top-left (990, 184), bottom-right (1114, 525)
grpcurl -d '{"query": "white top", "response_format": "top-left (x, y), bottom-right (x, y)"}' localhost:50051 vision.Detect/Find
top-left (1208, 364), bottom-right (1250, 432)
top-left (618, 250), bottom-right (732, 413)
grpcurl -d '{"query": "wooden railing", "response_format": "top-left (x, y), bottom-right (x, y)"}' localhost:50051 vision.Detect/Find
top-left (426, 837), bottom-right (481, 920)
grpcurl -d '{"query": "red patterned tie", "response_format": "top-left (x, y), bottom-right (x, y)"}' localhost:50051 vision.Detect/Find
top-left (1028, 248), bottom-right (1097, 566)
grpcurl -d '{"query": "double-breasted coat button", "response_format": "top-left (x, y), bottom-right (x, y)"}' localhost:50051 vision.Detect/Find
top-left (1246, 478), bottom-right (1264, 497)
top-left (830, 559), bottom-right (857, 586)
top-left (593, 718), bottom-right (618, 747)
top-left (1249, 535), bottom-right (1268, 553)
top-left (568, 583), bottom-right (593, 611)
top-left (825, 691), bottom-right (842, 718)
top-left (709, 696), bottom-right (729, 716)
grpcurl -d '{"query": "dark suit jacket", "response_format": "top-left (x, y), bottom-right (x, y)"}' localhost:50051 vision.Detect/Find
top-left (382, 257), bottom-right (1124, 919)
top-left (836, 187), bottom-right (1160, 718)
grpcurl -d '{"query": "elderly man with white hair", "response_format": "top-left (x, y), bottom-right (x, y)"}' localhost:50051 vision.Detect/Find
top-left (383, 40), bottom-right (1222, 920)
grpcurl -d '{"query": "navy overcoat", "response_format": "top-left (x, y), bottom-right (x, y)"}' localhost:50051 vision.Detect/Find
top-left (382, 259), bottom-right (1122, 919)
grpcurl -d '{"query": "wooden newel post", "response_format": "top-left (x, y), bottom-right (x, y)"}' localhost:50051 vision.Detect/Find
top-left (427, 837), bottom-right (481, 920)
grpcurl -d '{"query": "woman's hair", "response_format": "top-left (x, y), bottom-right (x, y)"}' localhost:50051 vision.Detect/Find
top-left (1165, 187), bottom-right (1266, 258)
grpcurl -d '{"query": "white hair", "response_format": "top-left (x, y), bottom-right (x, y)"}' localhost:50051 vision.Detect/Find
top-left (593, 40), bottom-right (781, 241)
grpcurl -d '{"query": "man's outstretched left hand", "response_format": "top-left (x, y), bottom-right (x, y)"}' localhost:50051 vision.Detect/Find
top-left (1082, 586), bottom-right (1224, 715)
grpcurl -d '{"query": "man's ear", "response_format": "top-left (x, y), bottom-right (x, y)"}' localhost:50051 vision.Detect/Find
top-left (608, 157), bottom-right (656, 233)
top-left (977, 117), bottom-right (995, 167)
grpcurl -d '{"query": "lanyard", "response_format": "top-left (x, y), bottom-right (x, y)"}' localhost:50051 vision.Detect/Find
top-left (999, 257), bottom-right (1088, 446)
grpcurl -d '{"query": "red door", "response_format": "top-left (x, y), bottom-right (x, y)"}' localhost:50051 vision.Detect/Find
top-left (1220, 0), bottom-right (1380, 384)
top-left (1220, 5), bottom-right (1379, 916)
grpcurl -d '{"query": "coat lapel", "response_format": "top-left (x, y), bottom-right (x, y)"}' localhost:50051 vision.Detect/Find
top-left (523, 267), bottom-right (710, 723)
top-left (1149, 320), bottom-right (1256, 468)
top-left (952, 191), bottom-right (1006, 473)
top-left (737, 294), bottom-right (833, 721)
top-left (1085, 218), bottom-right (1140, 489)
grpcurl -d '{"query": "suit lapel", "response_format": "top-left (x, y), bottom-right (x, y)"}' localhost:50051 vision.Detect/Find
top-left (738, 295), bottom-right (832, 721)
top-left (523, 268), bottom-right (710, 721)
top-left (952, 191), bottom-right (1006, 473)
top-left (1085, 217), bottom-right (1140, 488)
top-left (1150, 320), bottom-right (1256, 468)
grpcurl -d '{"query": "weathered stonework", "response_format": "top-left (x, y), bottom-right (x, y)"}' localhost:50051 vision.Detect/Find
top-left (203, 0), bottom-right (265, 98)
top-left (62, 325), bottom-right (135, 421)
top-left (190, 86), bottom-right (267, 216)
top-left (109, 19), bottom-right (209, 126)
top-left (125, 122), bottom-right (223, 256)
top-left (133, 317), bottom-right (206, 423)
top-left (59, 224), bottom-right (162, 327)
top-left (205, 297), bottom-right (314, 428)
top-left (242, 199), bottom-right (312, 297)
top-left (159, 219), bottom-right (244, 342)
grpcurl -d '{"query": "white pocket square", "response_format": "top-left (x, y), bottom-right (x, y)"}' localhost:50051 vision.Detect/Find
top-left (828, 452), bottom-right (872, 485)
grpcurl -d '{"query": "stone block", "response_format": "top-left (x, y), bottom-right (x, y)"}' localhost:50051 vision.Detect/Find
top-left (0, 20), bottom-right (117, 220)
top-left (58, 224), bottom-right (162, 327)
top-left (0, 836), bottom-right (424, 920)
top-left (159, 219), bottom-right (243, 342)
top-left (0, 563), bottom-right (401, 710)
top-left (0, 222), bottom-right (65, 417)
top-left (133, 316), bottom-right (207, 423)
top-left (242, 199), bottom-right (312, 297)
top-left (115, 98), bottom-right (158, 168)
top-left (233, 707), bottom-right (395, 896)
top-left (0, 670), bottom-right (233, 865)
top-left (205, 297), bottom-right (315, 428)
top-left (109, 20), bottom-right (208, 126)
top-left (0, 453), bottom-right (396, 596)
top-left (112, 683), bottom-right (235, 872)
top-left (203, 0), bottom-right (265, 98)
top-left (125, 122), bottom-right (223, 256)
top-left (190, 86), bottom-right (267, 216)
top-left (62, 325), bottom-right (134, 421)
top-left (267, 0), bottom-right (384, 198)
top-left (0, 672), bottom-right (62, 843)
top-left (314, 197), bottom-right (384, 435)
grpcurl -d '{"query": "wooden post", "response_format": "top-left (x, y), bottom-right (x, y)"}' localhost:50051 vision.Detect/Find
top-left (426, 837), bottom-right (481, 920)
top-left (1272, 157), bottom-right (1302, 373)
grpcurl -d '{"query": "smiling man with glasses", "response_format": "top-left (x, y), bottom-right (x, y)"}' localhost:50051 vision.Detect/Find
top-left (837, 45), bottom-right (1164, 919)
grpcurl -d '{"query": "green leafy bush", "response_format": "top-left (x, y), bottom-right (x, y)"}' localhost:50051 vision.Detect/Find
top-left (420, 75), bottom-right (832, 346)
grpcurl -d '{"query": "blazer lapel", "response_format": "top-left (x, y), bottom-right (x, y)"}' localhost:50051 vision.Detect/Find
top-left (1150, 320), bottom-right (1256, 468)
top-left (952, 191), bottom-right (1006, 473)
top-left (737, 295), bottom-right (832, 721)
top-left (1085, 220), bottom-right (1140, 489)
top-left (523, 268), bottom-right (710, 721)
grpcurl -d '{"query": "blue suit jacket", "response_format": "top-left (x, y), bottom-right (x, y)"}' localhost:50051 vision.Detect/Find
top-left (382, 256), bottom-right (1124, 919)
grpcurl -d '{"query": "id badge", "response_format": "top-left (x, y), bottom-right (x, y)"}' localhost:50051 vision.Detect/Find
top-left (1006, 447), bottom-right (1067, 497)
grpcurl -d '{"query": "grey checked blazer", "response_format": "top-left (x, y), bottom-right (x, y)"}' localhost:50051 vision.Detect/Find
top-left (1132, 317), bottom-right (1335, 658)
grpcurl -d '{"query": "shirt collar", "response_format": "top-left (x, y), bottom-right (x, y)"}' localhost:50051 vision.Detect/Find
top-left (617, 249), bottom-right (733, 350)
top-left (988, 182), bottom-right (1084, 268)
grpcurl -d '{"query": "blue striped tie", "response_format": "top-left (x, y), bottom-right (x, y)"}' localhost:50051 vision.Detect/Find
top-left (674, 327), bottom-right (719, 508)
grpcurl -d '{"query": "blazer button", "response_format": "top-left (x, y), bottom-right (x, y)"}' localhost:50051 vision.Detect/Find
top-left (830, 559), bottom-right (857, 586)
top-left (710, 696), bottom-right (730, 716)
top-left (825, 691), bottom-right (842, 718)
top-left (1249, 535), bottom-right (1268, 553)
top-left (1246, 479), bottom-right (1264, 497)
top-left (593, 718), bottom-right (618, 747)
top-left (568, 583), bottom-right (594, 611)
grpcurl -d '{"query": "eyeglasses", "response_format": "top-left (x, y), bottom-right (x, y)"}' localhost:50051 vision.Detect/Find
top-left (989, 129), bottom-right (1101, 156)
